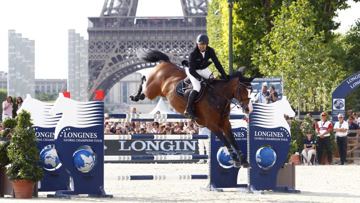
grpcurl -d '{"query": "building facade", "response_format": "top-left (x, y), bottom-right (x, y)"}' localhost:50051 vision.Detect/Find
top-left (0, 71), bottom-right (7, 90)
top-left (105, 71), bottom-right (156, 114)
top-left (35, 79), bottom-right (67, 96)
top-left (8, 30), bottom-right (35, 98)
top-left (68, 29), bottom-right (88, 101)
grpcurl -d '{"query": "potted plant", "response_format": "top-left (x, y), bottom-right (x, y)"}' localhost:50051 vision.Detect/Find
top-left (6, 110), bottom-right (43, 198)
top-left (0, 118), bottom-right (17, 196)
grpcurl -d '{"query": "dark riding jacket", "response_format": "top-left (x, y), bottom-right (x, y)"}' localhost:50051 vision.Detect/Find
top-left (189, 46), bottom-right (227, 81)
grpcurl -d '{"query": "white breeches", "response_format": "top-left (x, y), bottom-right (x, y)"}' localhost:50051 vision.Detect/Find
top-left (301, 148), bottom-right (316, 164)
top-left (185, 68), bottom-right (213, 92)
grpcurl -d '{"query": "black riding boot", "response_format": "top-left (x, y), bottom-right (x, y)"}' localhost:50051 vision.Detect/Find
top-left (184, 90), bottom-right (198, 120)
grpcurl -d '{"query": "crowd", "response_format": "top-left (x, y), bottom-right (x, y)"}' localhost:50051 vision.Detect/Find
top-left (300, 111), bottom-right (360, 165)
top-left (1, 96), bottom-right (23, 121)
top-left (104, 119), bottom-right (199, 135)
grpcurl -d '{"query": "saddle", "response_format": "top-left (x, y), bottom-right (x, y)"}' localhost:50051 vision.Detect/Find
top-left (175, 78), bottom-right (208, 102)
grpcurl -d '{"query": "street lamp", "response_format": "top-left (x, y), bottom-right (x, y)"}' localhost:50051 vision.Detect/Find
top-left (227, 0), bottom-right (233, 75)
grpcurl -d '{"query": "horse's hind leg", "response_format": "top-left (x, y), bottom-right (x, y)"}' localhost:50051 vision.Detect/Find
top-left (223, 120), bottom-right (249, 168)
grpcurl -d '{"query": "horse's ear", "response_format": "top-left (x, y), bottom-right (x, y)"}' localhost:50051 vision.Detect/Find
top-left (237, 66), bottom-right (246, 74)
top-left (246, 77), bottom-right (255, 82)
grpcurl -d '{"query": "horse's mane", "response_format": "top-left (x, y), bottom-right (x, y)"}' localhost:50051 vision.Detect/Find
top-left (137, 49), bottom-right (170, 63)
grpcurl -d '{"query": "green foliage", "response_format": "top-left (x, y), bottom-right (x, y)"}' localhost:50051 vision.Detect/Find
top-left (207, 0), bottom-right (272, 77)
top-left (6, 110), bottom-right (43, 181)
top-left (253, 0), bottom-right (347, 112)
top-left (2, 118), bottom-right (17, 129)
top-left (35, 92), bottom-right (58, 102)
top-left (344, 19), bottom-right (360, 73)
top-left (1, 118), bottom-right (17, 138)
top-left (0, 139), bottom-right (10, 168)
top-left (301, 115), bottom-right (315, 135)
top-left (0, 118), bottom-right (17, 168)
top-left (289, 119), bottom-right (304, 159)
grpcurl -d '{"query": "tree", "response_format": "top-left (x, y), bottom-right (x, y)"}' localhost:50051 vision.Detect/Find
top-left (309, 0), bottom-right (360, 40)
top-left (207, 0), bottom-right (277, 77)
top-left (207, 0), bottom-right (356, 77)
top-left (343, 19), bottom-right (360, 111)
top-left (253, 0), bottom-right (347, 112)
top-left (35, 92), bottom-right (58, 102)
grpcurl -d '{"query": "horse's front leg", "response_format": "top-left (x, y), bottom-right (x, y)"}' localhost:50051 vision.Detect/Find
top-left (222, 119), bottom-right (249, 168)
top-left (130, 76), bottom-right (146, 102)
top-left (213, 129), bottom-right (242, 168)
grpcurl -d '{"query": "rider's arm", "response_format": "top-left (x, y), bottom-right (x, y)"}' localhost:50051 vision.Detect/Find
top-left (209, 48), bottom-right (227, 79)
top-left (189, 52), bottom-right (204, 81)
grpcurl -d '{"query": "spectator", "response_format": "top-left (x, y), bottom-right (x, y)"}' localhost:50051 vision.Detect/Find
top-left (104, 125), bottom-right (111, 134)
top-left (173, 122), bottom-right (184, 134)
top-left (347, 116), bottom-right (359, 137)
top-left (315, 112), bottom-right (333, 164)
top-left (301, 133), bottom-right (317, 165)
top-left (164, 126), bottom-right (174, 135)
top-left (2, 96), bottom-right (13, 121)
top-left (151, 122), bottom-right (160, 133)
top-left (16, 96), bottom-right (23, 109)
top-left (184, 121), bottom-right (197, 134)
top-left (351, 112), bottom-right (360, 126)
top-left (254, 82), bottom-right (269, 103)
top-left (139, 126), bottom-right (146, 134)
top-left (266, 85), bottom-right (278, 103)
top-left (333, 113), bottom-right (349, 165)
top-left (159, 124), bottom-right (167, 134)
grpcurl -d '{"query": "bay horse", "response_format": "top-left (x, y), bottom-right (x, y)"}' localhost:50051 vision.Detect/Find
top-left (131, 49), bottom-right (253, 167)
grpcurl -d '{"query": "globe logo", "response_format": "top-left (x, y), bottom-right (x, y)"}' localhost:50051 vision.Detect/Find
top-left (73, 145), bottom-right (96, 173)
top-left (333, 99), bottom-right (345, 110)
top-left (40, 144), bottom-right (62, 171)
top-left (216, 147), bottom-right (233, 169)
top-left (255, 146), bottom-right (277, 170)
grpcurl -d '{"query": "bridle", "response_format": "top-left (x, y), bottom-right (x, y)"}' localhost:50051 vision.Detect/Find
top-left (233, 81), bottom-right (252, 110)
top-left (205, 79), bottom-right (252, 114)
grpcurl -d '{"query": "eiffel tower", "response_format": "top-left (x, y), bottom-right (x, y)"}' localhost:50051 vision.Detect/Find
top-left (88, 0), bottom-right (208, 98)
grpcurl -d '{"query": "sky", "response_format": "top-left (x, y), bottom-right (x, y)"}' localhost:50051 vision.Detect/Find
top-left (0, 0), bottom-right (359, 79)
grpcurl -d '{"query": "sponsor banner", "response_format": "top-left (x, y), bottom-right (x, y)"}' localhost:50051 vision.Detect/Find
top-left (104, 139), bottom-right (201, 163)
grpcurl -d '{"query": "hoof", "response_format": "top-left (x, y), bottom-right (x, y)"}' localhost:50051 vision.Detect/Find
top-left (129, 95), bottom-right (139, 101)
top-left (241, 160), bottom-right (249, 168)
top-left (139, 93), bottom-right (145, 100)
top-left (233, 161), bottom-right (242, 168)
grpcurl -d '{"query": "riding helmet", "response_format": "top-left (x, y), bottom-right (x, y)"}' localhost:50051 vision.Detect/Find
top-left (196, 34), bottom-right (209, 44)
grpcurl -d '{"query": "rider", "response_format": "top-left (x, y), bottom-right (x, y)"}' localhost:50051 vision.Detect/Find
top-left (184, 34), bottom-right (229, 120)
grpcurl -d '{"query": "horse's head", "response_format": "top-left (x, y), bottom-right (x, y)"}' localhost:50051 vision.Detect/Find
top-left (230, 70), bottom-right (254, 113)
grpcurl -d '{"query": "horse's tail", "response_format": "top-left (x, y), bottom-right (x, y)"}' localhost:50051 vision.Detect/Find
top-left (137, 49), bottom-right (170, 63)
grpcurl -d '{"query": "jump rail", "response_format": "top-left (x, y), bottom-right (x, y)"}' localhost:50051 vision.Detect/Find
top-left (105, 154), bottom-right (208, 161)
top-left (117, 174), bottom-right (209, 181)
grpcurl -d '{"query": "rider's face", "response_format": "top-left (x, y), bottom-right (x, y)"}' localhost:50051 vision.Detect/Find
top-left (197, 43), bottom-right (207, 52)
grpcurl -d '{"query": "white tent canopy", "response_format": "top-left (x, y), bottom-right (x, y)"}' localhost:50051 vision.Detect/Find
top-left (149, 97), bottom-right (178, 114)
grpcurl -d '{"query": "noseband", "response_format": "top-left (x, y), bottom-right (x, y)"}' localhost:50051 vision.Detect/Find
top-left (235, 81), bottom-right (252, 108)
